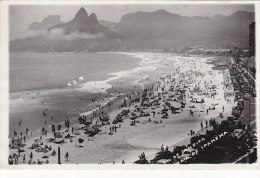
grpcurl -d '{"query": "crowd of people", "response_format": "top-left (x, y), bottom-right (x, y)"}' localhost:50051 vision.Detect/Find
top-left (8, 54), bottom-right (256, 165)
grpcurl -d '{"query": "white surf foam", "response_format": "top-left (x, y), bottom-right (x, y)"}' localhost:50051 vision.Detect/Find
top-left (78, 52), bottom-right (164, 93)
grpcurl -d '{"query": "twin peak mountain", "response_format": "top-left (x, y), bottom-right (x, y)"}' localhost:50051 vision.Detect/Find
top-left (29, 7), bottom-right (110, 35)
top-left (49, 7), bottom-right (108, 35)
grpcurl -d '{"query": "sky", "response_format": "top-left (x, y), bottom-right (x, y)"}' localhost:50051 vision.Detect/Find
top-left (9, 4), bottom-right (255, 40)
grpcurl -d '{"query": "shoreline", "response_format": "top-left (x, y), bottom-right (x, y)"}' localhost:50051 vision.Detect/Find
top-left (8, 53), bottom-right (237, 164)
top-left (9, 52), bottom-right (145, 136)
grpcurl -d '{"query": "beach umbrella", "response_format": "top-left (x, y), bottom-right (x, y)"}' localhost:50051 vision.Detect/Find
top-left (78, 138), bottom-right (84, 147)
top-left (78, 138), bottom-right (84, 143)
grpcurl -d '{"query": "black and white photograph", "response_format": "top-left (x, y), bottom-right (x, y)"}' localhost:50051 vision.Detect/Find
top-left (0, 0), bottom-right (258, 167)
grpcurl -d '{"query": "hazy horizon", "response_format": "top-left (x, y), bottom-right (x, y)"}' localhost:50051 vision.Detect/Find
top-left (10, 4), bottom-right (254, 40)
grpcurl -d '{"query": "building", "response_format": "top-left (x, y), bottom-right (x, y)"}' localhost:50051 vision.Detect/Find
top-left (249, 22), bottom-right (255, 57)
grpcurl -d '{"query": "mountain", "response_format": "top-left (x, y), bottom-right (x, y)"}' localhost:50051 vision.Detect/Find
top-left (28, 15), bottom-right (63, 31)
top-left (10, 7), bottom-right (122, 52)
top-left (10, 8), bottom-right (254, 52)
top-left (114, 10), bottom-right (254, 50)
top-left (49, 7), bottom-right (111, 35)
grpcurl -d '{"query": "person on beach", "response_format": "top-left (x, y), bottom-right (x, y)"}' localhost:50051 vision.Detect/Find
top-left (139, 153), bottom-right (143, 159)
top-left (190, 130), bottom-right (193, 136)
top-left (58, 124), bottom-right (61, 131)
top-left (161, 144), bottom-right (164, 151)
top-left (14, 156), bottom-right (18, 165)
top-left (51, 124), bottom-right (55, 133)
top-left (52, 150), bottom-right (56, 156)
top-left (41, 127), bottom-right (45, 135)
top-left (29, 152), bottom-right (33, 162)
top-left (201, 122), bottom-right (203, 129)
top-left (18, 119), bottom-right (22, 127)
top-left (26, 128), bottom-right (29, 136)
top-left (65, 152), bottom-right (69, 161)
top-left (122, 160), bottom-right (125, 164)
top-left (18, 148), bottom-right (21, 157)
top-left (8, 155), bottom-right (13, 164)
top-left (37, 159), bottom-right (41, 164)
top-left (23, 154), bottom-right (26, 163)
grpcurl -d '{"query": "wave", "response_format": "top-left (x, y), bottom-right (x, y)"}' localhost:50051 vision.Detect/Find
top-left (77, 52), bottom-right (160, 93)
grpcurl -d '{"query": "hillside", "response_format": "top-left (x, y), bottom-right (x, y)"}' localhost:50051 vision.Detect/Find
top-left (10, 8), bottom-right (254, 52)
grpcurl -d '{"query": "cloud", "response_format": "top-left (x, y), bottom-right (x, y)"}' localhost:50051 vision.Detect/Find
top-left (26, 28), bottom-right (104, 40)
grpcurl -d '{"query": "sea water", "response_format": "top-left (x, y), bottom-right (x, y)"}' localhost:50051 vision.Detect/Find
top-left (10, 52), bottom-right (141, 93)
top-left (9, 52), bottom-right (142, 136)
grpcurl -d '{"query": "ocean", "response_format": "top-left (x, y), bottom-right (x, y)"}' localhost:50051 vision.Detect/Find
top-left (9, 52), bottom-right (143, 136)
top-left (10, 52), bottom-right (141, 93)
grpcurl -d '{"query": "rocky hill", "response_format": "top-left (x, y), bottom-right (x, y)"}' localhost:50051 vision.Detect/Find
top-left (10, 8), bottom-right (254, 52)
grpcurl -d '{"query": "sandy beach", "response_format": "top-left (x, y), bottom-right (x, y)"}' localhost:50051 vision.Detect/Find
top-left (9, 52), bottom-right (237, 164)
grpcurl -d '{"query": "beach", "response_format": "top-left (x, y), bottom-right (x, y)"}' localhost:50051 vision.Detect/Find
top-left (9, 52), bottom-right (236, 164)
